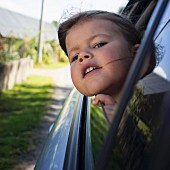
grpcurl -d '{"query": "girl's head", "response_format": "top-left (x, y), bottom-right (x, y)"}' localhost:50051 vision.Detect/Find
top-left (58, 10), bottom-right (141, 55)
top-left (58, 10), bottom-right (156, 99)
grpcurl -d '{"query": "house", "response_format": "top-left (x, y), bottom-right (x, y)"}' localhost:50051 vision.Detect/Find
top-left (0, 7), bottom-right (57, 41)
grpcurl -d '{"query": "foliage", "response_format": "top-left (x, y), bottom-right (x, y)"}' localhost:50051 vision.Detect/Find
top-left (58, 49), bottom-right (69, 63)
top-left (0, 36), bottom-right (37, 63)
top-left (0, 51), bottom-right (20, 62)
top-left (52, 20), bottom-right (59, 27)
top-left (0, 35), bottom-right (69, 66)
top-left (42, 42), bottom-right (54, 64)
top-left (0, 75), bottom-right (53, 170)
top-left (0, 36), bottom-right (21, 62)
top-left (34, 61), bottom-right (68, 69)
top-left (46, 40), bottom-right (69, 64)
top-left (20, 37), bottom-right (38, 62)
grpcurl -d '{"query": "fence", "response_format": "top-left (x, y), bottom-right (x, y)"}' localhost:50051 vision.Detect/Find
top-left (0, 57), bottom-right (32, 92)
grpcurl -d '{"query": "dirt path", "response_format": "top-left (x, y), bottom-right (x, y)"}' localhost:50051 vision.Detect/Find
top-left (14, 66), bottom-right (74, 170)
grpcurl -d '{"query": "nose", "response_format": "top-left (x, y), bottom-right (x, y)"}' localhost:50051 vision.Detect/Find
top-left (78, 51), bottom-right (92, 63)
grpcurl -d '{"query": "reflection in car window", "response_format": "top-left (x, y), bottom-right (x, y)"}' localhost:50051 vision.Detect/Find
top-left (104, 75), bottom-right (170, 170)
top-left (90, 103), bottom-right (109, 165)
top-left (154, 1), bottom-right (170, 80)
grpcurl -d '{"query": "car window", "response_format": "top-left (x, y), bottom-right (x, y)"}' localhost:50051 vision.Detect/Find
top-left (90, 75), bottom-right (170, 169)
top-left (105, 77), bottom-right (170, 170)
top-left (154, 1), bottom-right (170, 80)
top-left (90, 103), bottom-right (109, 164)
top-left (90, 0), bottom-right (170, 169)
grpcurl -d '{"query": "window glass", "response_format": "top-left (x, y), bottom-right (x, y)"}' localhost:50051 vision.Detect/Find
top-left (90, 102), bottom-right (109, 164)
top-left (90, 1), bottom-right (170, 168)
top-left (154, 1), bottom-right (170, 80)
top-left (105, 76), bottom-right (170, 169)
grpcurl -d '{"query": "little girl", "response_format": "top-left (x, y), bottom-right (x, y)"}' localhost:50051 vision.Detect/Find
top-left (58, 10), bottom-right (156, 110)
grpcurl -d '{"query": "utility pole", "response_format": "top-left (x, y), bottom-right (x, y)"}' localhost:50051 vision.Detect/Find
top-left (37, 0), bottom-right (45, 63)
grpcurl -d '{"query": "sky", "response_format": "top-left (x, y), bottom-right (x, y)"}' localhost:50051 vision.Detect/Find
top-left (0, 0), bottom-right (169, 79)
top-left (0, 0), bottom-right (128, 23)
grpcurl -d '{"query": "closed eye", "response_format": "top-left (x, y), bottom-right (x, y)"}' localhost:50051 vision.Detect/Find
top-left (71, 54), bottom-right (78, 63)
top-left (94, 42), bottom-right (107, 48)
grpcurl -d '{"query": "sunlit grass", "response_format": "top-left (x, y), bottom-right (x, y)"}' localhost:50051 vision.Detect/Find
top-left (0, 75), bottom-right (54, 170)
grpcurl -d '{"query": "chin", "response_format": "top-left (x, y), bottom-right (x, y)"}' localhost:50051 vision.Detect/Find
top-left (81, 91), bottom-right (95, 97)
top-left (77, 89), bottom-right (96, 97)
top-left (77, 85), bottom-right (107, 97)
top-left (85, 90), bottom-right (106, 97)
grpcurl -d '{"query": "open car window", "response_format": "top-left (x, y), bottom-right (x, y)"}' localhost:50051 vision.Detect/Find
top-left (90, 0), bottom-right (170, 169)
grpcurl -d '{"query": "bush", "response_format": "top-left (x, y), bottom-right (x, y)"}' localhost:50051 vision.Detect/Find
top-left (59, 49), bottom-right (69, 63)
top-left (42, 42), bottom-right (54, 64)
top-left (0, 36), bottom-right (69, 65)
top-left (0, 51), bottom-right (20, 63)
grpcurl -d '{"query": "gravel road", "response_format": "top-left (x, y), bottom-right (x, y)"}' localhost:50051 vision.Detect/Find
top-left (15, 65), bottom-right (74, 170)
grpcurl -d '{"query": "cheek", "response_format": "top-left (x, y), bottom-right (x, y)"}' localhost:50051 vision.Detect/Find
top-left (98, 50), bottom-right (121, 67)
top-left (70, 66), bottom-right (80, 87)
top-left (71, 67), bottom-right (76, 82)
top-left (102, 44), bottom-right (126, 61)
top-left (98, 48), bottom-right (114, 63)
top-left (108, 42), bottom-right (131, 59)
top-left (106, 59), bottom-right (133, 81)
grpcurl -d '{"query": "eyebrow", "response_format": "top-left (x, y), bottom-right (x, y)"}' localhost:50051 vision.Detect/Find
top-left (68, 46), bottom-right (79, 57)
top-left (68, 33), bottom-right (110, 56)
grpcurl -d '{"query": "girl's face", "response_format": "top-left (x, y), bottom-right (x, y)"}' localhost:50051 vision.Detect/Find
top-left (66, 18), bottom-right (134, 99)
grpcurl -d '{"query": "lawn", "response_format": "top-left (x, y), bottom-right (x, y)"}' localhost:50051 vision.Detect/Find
top-left (0, 75), bottom-right (54, 170)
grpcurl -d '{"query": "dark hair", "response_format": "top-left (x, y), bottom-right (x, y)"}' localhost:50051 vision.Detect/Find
top-left (58, 10), bottom-right (156, 76)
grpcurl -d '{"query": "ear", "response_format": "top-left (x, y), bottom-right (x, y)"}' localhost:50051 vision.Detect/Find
top-left (131, 44), bottom-right (140, 57)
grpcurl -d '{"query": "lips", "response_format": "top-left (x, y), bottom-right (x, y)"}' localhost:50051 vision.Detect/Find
top-left (82, 64), bottom-right (101, 78)
top-left (85, 67), bottom-right (97, 74)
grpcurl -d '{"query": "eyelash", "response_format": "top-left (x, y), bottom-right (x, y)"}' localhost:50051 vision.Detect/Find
top-left (71, 54), bottom-right (78, 63)
top-left (94, 42), bottom-right (107, 48)
top-left (70, 42), bottom-right (107, 63)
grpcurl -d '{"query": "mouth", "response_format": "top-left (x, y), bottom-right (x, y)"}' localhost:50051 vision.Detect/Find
top-left (84, 66), bottom-right (100, 77)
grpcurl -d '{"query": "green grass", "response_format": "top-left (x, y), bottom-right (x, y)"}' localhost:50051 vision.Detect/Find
top-left (90, 104), bottom-right (109, 164)
top-left (34, 61), bottom-right (69, 69)
top-left (0, 75), bottom-right (54, 170)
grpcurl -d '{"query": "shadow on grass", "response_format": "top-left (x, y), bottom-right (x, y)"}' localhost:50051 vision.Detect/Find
top-left (39, 85), bottom-right (73, 132)
top-left (0, 75), bottom-right (54, 170)
top-left (48, 86), bottom-right (73, 113)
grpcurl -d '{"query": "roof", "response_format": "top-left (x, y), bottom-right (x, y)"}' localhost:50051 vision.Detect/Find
top-left (0, 7), bottom-right (57, 41)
